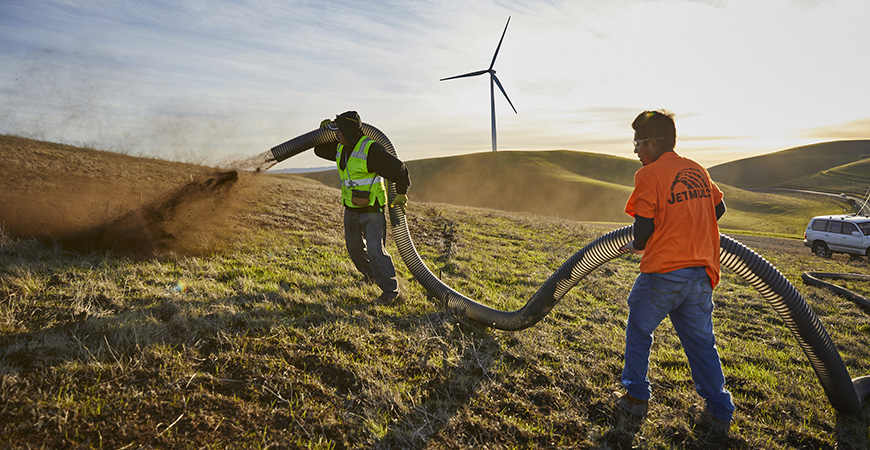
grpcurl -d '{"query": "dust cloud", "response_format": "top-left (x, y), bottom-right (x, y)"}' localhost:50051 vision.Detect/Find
top-left (0, 46), bottom-right (254, 166)
top-left (57, 171), bottom-right (244, 256)
top-left (1, 135), bottom-right (263, 257)
top-left (225, 149), bottom-right (278, 173)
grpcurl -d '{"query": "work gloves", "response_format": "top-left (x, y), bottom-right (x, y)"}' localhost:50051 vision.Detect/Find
top-left (390, 194), bottom-right (408, 210)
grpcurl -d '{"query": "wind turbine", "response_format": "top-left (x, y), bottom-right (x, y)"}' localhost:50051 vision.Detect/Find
top-left (440, 16), bottom-right (517, 152)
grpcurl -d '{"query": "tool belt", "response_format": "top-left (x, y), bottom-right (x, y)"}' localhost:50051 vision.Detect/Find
top-left (351, 189), bottom-right (370, 206)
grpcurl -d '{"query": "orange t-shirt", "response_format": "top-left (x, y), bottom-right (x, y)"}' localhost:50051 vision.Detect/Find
top-left (624, 151), bottom-right (724, 287)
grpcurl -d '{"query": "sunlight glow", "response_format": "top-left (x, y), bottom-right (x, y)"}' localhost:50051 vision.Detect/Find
top-left (0, 0), bottom-right (866, 169)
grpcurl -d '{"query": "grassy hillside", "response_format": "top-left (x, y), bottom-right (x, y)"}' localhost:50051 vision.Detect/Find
top-left (0, 134), bottom-right (257, 255)
top-left (716, 185), bottom-right (855, 236)
top-left (299, 150), bottom-right (639, 223)
top-left (2, 136), bottom-right (870, 448)
top-left (298, 149), bottom-right (855, 237)
top-left (708, 140), bottom-right (870, 192)
top-left (802, 157), bottom-right (870, 196)
top-left (3, 183), bottom-right (870, 448)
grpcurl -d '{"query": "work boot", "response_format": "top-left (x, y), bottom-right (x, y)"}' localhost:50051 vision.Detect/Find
top-left (612, 391), bottom-right (648, 417)
top-left (375, 292), bottom-right (403, 305)
top-left (689, 404), bottom-right (731, 434)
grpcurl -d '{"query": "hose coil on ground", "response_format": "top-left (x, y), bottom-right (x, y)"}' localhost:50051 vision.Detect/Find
top-left (270, 124), bottom-right (869, 415)
top-left (801, 272), bottom-right (870, 312)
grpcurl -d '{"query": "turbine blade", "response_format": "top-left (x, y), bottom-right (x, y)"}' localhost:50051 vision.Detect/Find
top-left (492, 74), bottom-right (517, 114)
top-left (489, 16), bottom-right (511, 70)
top-left (439, 69), bottom-right (489, 81)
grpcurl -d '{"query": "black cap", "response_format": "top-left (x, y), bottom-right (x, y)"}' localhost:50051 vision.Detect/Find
top-left (334, 111), bottom-right (362, 135)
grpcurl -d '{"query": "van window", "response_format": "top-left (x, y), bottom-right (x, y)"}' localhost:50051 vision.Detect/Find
top-left (843, 223), bottom-right (859, 235)
top-left (858, 222), bottom-right (870, 235)
top-left (827, 221), bottom-right (843, 233)
top-left (812, 219), bottom-right (829, 231)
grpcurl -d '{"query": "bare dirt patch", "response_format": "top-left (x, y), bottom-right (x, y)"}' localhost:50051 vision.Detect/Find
top-left (726, 233), bottom-right (807, 256)
top-left (0, 135), bottom-right (266, 256)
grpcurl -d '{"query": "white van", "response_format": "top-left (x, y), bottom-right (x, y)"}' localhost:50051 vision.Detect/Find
top-left (803, 214), bottom-right (870, 259)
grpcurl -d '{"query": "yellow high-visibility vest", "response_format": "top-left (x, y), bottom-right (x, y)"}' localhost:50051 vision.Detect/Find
top-left (336, 136), bottom-right (386, 208)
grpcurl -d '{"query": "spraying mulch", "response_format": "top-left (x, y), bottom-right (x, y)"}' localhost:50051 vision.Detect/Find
top-left (0, 135), bottom-right (261, 256)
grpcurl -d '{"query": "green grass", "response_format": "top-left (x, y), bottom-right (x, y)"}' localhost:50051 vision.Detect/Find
top-left (717, 185), bottom-right (854, 237)
top-left (802, 157), bottom-right (870, 195)
top-left (2, 178), bottom-right (869, 449)
top-left (707, 140), bottom-right (870, 190)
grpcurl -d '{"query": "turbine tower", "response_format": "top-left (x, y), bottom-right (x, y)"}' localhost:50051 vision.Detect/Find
top-left (440, 16), bottom-right (517, 152)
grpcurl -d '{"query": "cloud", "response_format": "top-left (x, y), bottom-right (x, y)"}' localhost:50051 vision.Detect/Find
top-left (0, 46), bottom-right (133, 144)
top-left (803, 118), bottom-right (870, 140)
top-left (1, 0), bottom-right (868, 170)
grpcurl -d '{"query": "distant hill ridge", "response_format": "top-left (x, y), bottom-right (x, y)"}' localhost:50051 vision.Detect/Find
top-left (707, 140), bottom-right (870, 192)
top-left (297, 150), bottom-right (640, 223)
top-left (293, 142), bottom-right (868, 234)
top-left (3, 134), bottom-right (863, 237)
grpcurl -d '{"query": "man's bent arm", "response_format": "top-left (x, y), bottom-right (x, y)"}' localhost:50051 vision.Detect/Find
top-left (633, 215), bottom-right (655, 250)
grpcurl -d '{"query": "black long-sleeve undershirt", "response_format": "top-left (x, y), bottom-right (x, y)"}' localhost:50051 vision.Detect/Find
top-left (314, 138), bottom-right (411, 194)
top-left (633, 215), bottom-right (655, 250)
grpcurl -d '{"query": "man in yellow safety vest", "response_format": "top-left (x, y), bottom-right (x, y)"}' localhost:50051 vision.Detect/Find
top-left (314, 111), bottom-right (411, 305)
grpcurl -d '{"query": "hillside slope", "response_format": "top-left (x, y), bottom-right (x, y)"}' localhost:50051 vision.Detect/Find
top-left (2, 135), bottom-right (859, 247)
top-left (802, 157), bottom-right (870, 195)
top-left (708, 140), bottom-right (870, 191)
top-left (299, 150), bottom-right (640, 222)
top-left (0, 135), bottom-right (267, 255)
top-left (2, 136), bottom-right (869, 449)
top-left (297, 148), bottom-right (853, 235)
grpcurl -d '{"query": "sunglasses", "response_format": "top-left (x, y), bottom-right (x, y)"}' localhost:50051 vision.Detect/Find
top-left (633, 137), bottom-right (663, 149)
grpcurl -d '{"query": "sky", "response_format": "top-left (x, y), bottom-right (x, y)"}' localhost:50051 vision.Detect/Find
top-left (1, 0), bottom-right (868, 171)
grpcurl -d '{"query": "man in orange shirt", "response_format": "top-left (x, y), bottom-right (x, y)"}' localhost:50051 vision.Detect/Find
top-left (613, 110), bottom-right (734, 434)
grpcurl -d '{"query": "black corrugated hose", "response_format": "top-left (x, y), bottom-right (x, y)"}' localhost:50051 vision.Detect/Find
top-left (270, 124), bottom-right (869, 415)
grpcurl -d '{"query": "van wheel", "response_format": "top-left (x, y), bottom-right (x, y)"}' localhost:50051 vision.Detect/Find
top-left (812, 242), bottom-right (832, 259)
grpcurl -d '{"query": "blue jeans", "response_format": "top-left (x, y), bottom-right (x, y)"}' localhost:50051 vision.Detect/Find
top-left (622, 267), bottom-right (734, 422)
top-left (343, 209), bottom-right (398, 296)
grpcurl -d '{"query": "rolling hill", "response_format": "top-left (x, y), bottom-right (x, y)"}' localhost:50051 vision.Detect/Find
top-left (707, 140), bottom-right (870, 193)
top-left (296, 145), bottom-right (861, 236)
top-left (0, 134), bottom-right (269, 255)
top-left (2, 135), bottom-right (864, 249)
top-left (300, 150), bottom-right (639, 224)
top-left (3, 134), bottom-right (869, 449)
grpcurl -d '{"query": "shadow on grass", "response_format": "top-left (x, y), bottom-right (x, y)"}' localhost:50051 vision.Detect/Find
top-left (836, 408), bottom-right (870, 450)
top-left (0, 293), bottom-right (287, 373)
top-left (600, 407), bottom-right (644, 448)
top-left (371, 313), bottom-right (500, 449)
top-left (3, 253), bottom-right (867, 449)
top-left (0, 274), bottom-right (509, 448)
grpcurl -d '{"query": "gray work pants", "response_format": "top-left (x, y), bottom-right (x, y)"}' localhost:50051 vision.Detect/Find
top-left (343, 209), bottom-right (398, 296)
